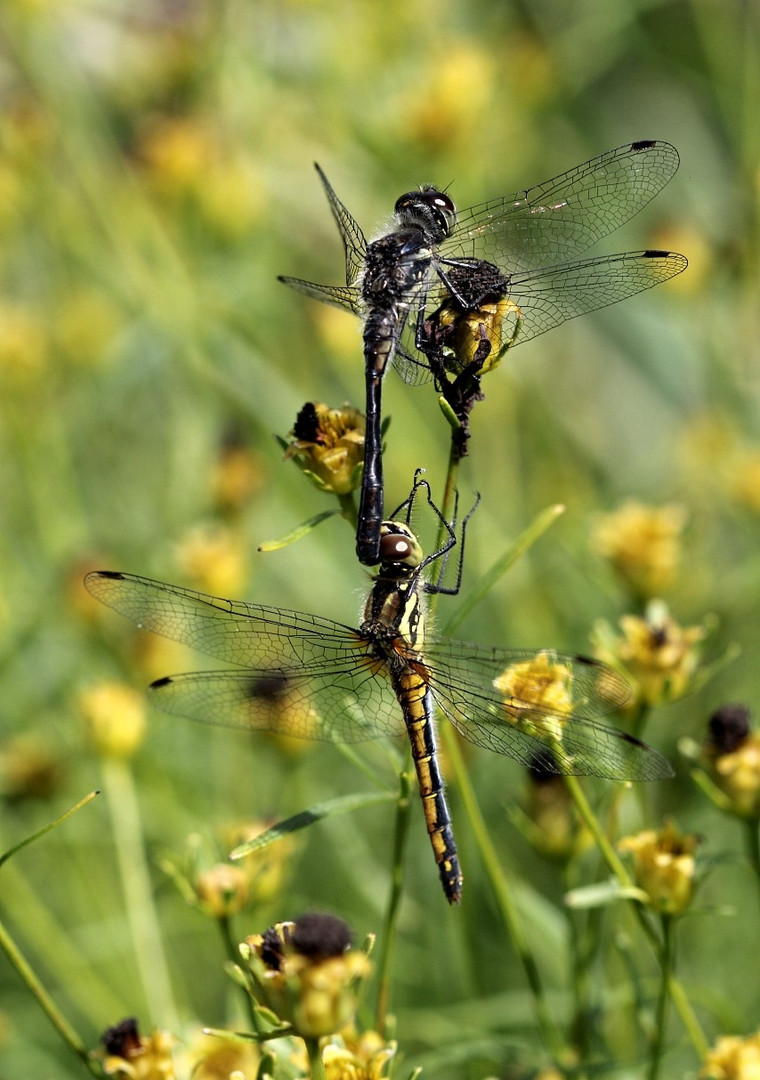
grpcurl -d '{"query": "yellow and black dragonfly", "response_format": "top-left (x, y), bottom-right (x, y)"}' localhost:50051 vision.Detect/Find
top-left (84, 479), bottom-right (672, 903)
top-left (279, 141), bottom-right (687, 566)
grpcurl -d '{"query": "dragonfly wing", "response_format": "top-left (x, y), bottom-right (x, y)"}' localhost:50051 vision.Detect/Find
top-left (314, 163), bottom-right (368, 285)
top-left (277, 275), bottom-right (362, 315)
top-left (84, 571), bottom-right (363, 670)
top-left (423, 641), bottom-right (673, 781)
top-left (440, 141), bottom-right (680, 272)
top-left (148, 665), bottom-right (406, 743)
top-left (496, 249), bottom-right (688, 348)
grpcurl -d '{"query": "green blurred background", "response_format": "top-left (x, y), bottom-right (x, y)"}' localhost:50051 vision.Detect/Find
top-left (1, 1), bottom-right (759, 1077)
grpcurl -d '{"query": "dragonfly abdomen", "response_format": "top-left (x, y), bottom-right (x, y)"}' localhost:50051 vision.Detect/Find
top-left (393, 667), bottom-right (462, 904)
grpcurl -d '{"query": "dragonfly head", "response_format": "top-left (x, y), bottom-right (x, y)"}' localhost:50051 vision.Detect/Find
top-left (377, 521), bottom-right (423, 576)
top-left (394, 187), bottom-right (457, 243)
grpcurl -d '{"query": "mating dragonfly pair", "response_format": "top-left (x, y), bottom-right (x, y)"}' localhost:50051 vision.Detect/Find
top-left (279, 139), bottom-right (687, 565)
top-left (86, 477), bottom-right (673, 904)
top-left (87, 143), bottom-right (683, 902)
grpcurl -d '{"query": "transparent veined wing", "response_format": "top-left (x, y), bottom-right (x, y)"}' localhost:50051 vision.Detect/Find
top-left (84, 571), bottom-right (406, 742)
top-left (423, 639), bottom-right (673, 782)
top-left (439, 140), bottom-right (680, 272)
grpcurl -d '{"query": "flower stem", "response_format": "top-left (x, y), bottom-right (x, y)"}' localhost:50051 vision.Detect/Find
top-left (744, 820), bottom-right (760, 906)
top-left (0, 913), bottom-right (103, 1077)
top-left (375, 767), bottom-right (413, 1037)
top-left (563, 776), bottom-right (708, 1058)
top-left (102, 757), bottom-right (179, 1030)
top-left (647, 916), bottom-right (674, 1080)
top-left (304, 1036), bottom-right (327, 1080)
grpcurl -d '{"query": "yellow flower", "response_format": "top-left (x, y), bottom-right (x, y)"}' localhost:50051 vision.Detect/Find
top-left (699, 1029), bottom-right (760, 1079)
top-left (592, 500), bottom-right (687, 597)
top-left (703, 705), bottom-right (760, 820)
top-left (102, 1019), bottom-right (176, 1080)
top-left (731, 449), bottom-right (760, 514)
top-left (322, 1028), bottom-right (396, 1080)
top-left (492, 652), bottom-right (575, 766)
top-left (0, 736), bottom-right (61, 802)
top-left (222, 819), bottom-right (297, 905)
top-left (593, 600), bottom-right (705, 707)
top-left (187, 1031), bottom-right (260, 1080)
top-left (174, 521), bottom-right (248, 597)
top-left (242, 915), bottom-right (372, 1040)
top-left (618, 821), bottom-right (699, 916)
top-left (284, 402), bottom-right (365, 496)
top-left (78, 682), bottom-right (146, 760)
top-left (210, 437), bottom-right (265, 515)
top-left (194, 864), bottom-right (250, 919)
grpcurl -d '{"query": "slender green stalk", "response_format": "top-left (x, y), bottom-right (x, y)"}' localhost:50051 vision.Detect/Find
top-left (102, 758), bottom-right (179, 1030)
top-left (648, 916), bottom-right (674, 1080)
top-left (744, 820), bottom-right (760, 906)
top-left (375, 768), bottom-right (414, 1037)
top-left (430, 437), bottom-right (565, 1061)
top-left (0, 914), bottom-right (103, 1077)
top-left (563, 776), bottom-right (708, 1058)
top-left (304, 1036), bottom-right (328, 1080)
top-left (439, 722), bottom-right (565, 1059)
top-left (218, 916), bottom-right (261, 1033)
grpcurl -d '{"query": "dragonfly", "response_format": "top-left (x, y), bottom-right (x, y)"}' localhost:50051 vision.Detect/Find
top-left (84, 477), bottom-right (672, 903)
top-left (279, 140), bottom-right (687, 565)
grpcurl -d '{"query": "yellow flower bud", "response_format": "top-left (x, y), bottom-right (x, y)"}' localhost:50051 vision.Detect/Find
top-left (195, 864), bottom-right (250, 919)
top-left (592, 500), bottom-right (687, 597)
top-left (618, 821), bottom-right (699, 916)
top-left (284, 402), bottom-right (365, 496)
top-left (242, 914), bottom-right (372, 1040)
top-left (78, 682), bottom-right (146, 760)
top-left (699, 1029), bottom-right (760, 1079)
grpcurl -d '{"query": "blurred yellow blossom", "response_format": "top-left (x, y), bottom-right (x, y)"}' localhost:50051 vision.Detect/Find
top-left (210, 438), bottom-right (265, 515)
top-left (284, 402), bottom-right (365, 496)
top-left (0, 301), bottom-right (47, 386)
top-left (78, 681), bottom-right (146, 760)
top-left (703, 705), bottom-right (760, 819)
top-left (194, 863), bottom-right (250, 919)
top-left (593, 600), bottom-right (705, 707)
top-left (174, 521), bottom-right (248, 597)
top-left (618, 821), bottom-right (699, 916)
top-left (699, 1029), bottom-right (760, 1079)
top-left (101, 1018), bottom-right (175, 1080)
top-left (222, 819), bottom-right (297, 905)
top-left (592, 500), bottom-right (687, 597)
top-left (730, 449), bottom-right (760, 514)
top-left (322, 1027), bottom-right (396, 1080)
top-left (187, 1031), bottom-right (260, 1080)
top-left (242, 914), bottom-right (372, 1040)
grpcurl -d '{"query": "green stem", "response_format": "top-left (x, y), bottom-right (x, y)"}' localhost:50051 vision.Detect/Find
top-left (218, 916), bottom-right (260, 1033)
top-left (744, 820), bottom-right (760, 906)
top-left (375, 768), bottom-right (414, 1037)
top-left (102, 758), bottom-right (179, 1030)
top-left (304, 1036), bottom-right (327, 1080)
top-left (563, 776), bottom-right (708, 1058)
top-left (0, 914), bottom-right (103, 1077)
top-left (647, 916), bottom-right (674, 1080)
top-left (439, 723), bottom-right (565, 1060)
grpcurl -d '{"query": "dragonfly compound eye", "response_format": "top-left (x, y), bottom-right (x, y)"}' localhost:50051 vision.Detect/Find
top-left (377, 526), bottom-right (423, 568)
top-left (394, 186), bottom-right (457, 241)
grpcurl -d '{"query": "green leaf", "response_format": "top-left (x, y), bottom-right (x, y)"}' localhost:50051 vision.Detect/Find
top-left (257, 508), bottom-right (341, 552)
top-left (229, 790), bottom-right (396, 859)
top-left (0, 790), bottom-right (100, 870)
top-left (442, 503), bottom-right (565, 636)
top-left (564, 878), bottom-right (647, 909)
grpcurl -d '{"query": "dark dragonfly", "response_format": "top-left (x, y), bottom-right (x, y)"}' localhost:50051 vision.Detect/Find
top-left (279, 140), bottom-right (687, 565)
top-left (84, 478), bottom-right (672, 904)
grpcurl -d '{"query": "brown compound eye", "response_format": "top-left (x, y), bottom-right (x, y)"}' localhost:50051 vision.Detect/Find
top-left (378, 531), bottom-right (413, 563)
